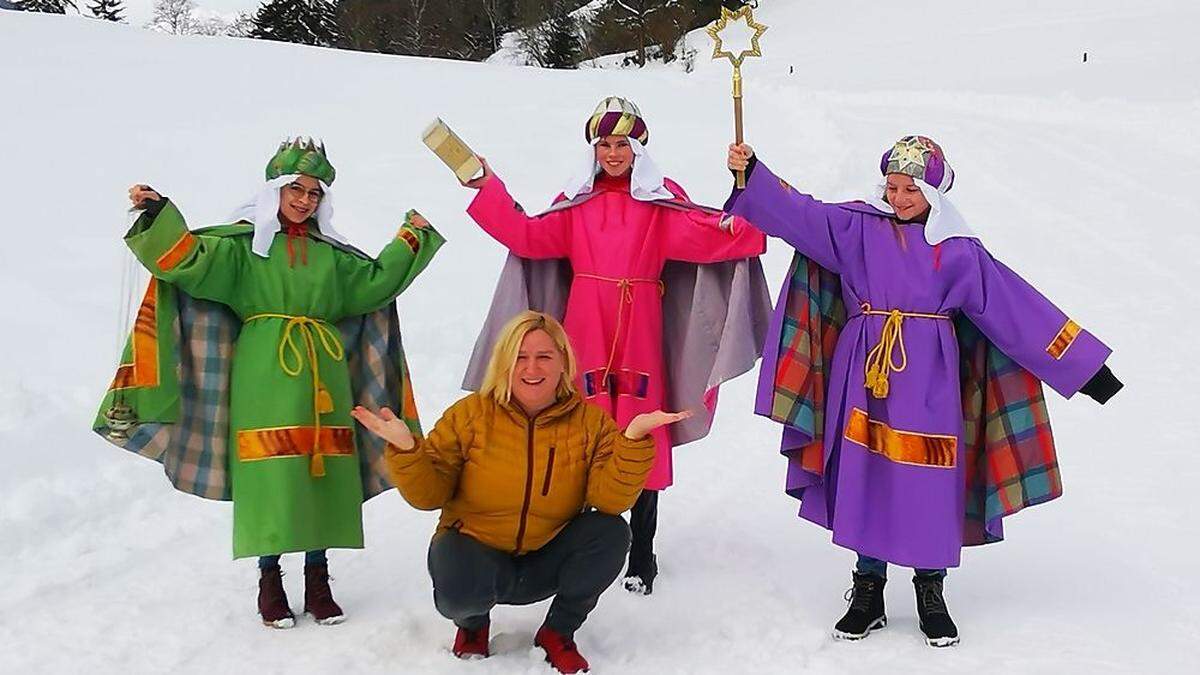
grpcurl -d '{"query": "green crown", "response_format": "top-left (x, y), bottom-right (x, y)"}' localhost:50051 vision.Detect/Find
top-left (265, 137), bottom-right (336, 185)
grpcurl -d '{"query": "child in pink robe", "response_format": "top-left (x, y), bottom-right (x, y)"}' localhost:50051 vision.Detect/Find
top-left (464, 97), bottom-right (766, 594)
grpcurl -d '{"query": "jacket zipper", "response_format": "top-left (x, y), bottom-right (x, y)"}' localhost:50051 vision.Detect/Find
top-left (541, 446), bottom-right (556, 497)
top-left (514, 414), bottom-right (538, 554)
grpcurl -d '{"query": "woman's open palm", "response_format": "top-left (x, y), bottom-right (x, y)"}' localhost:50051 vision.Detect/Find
top-left (351, 406), bottom-right (416, 450)
top-left (625, 410), bottom-right (693, 440)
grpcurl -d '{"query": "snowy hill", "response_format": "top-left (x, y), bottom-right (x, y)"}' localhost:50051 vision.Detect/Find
top-left (1, 1), bottom-right (1198, 672)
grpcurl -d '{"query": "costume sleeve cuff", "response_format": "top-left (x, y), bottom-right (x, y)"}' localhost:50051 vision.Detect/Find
top-left (395, 210), bottom-right (446, 254)
top-left (617, 433), bottom-right (656, 461)
top-left (125, 200), bottom-right (197, 274)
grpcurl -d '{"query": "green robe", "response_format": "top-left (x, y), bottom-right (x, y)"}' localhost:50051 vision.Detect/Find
top-left (119, 201), bottom-right (443, 558)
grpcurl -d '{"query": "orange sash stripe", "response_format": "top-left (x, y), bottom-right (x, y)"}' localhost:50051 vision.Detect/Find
top-left (237, 426), bottom-right (356, 462)
top-left (156, 231), bottom-right (197, 272)
top-left (844, 408), bottom-right (957, 468)
top-left (109, 281), bottom-right (160, 390)
top-left (1046, 319), bottom-right (1081, 360)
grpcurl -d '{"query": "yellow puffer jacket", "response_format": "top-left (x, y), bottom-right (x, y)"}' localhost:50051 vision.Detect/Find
top-left (385, 391), bottom-right (655, 554)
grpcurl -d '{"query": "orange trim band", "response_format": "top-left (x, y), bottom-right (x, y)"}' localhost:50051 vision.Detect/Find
top-left (844, 408), bottom-right (957, 468)
top-left (156, 231), bottom-right (197, 272)
top-left (109, 281), bottom-right (160, 390)
top-left (1047, 320), bottom-right (1081, 360)
top-left (237, 426), bottom-right (355, 462)
top-left (398, 228), bottom-right (421, 254)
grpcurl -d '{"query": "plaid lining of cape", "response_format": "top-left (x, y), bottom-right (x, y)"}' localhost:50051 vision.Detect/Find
top-left (93, 281), bottom-right (421, 502)
top-left (767, 252), bottom-right (1061, 545)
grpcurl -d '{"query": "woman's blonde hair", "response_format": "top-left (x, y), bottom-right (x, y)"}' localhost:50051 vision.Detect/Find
top-left (480, 311), bottom-right (577, 405)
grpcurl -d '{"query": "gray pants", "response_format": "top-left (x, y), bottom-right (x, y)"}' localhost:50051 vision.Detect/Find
top-left (427, 511), bottom-right (631, 637)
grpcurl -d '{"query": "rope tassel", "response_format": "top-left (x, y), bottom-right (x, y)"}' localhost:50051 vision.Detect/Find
top-left (859, 305), bottom-right (950, 400)
top-left (246, 313), bottom-right (345, 477)
top-left (316, 386), bottom-right (334, 414)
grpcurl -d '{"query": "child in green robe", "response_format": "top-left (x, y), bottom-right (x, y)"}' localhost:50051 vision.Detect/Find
top-left (100, 138), bottom-right (444, 628)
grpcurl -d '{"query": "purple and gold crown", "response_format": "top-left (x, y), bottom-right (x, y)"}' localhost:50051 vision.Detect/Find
top-left (880, 135), bottom-right (954, 192)
top-left (585, 96), bottom-right (649, 145)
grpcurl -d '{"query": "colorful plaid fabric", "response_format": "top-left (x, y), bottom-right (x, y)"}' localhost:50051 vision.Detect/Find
top-left (768, 252), bottom-right (1061, 546)
top-left (95, 282), bottom-right (420, 502)
top-left (957, 318), bottom-right (1060, 545)
top-left (768, 253), bottom-right (844, 431)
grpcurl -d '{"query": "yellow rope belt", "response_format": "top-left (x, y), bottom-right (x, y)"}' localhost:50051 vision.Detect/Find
top-left (854, 303), bottom-right (951, 399)
top-left (574, 274), bottom-right (664, 385)
top-left (244, 313), bottom-right (345, 477)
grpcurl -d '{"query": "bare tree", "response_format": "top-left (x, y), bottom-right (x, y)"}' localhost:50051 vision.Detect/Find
top-left (191, 15), bottom-right (234, 36)
top-left (145, 0), bottom-right (195, 35)
top-left (478, 0), bottom-right (509, 54)
top-left (225, 11), bottom-right (255, 37)
top-left (397, 0), bottom-right (430, 55)
top-left (613, 0), bottom-right (664, 66)
top-left (584, 0), bottom-right (698, 66)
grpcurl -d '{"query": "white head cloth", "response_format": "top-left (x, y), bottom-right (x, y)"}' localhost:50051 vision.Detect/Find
top-left (562, 137), bottom-right (675, 202)
top-left (225, 174), bottom-right (349, 257)
top-left (864, 178), bottom-right (976, 245)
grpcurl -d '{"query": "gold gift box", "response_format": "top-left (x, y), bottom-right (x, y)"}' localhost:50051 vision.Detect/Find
top-left (422, 118), bottom-right (483, 183)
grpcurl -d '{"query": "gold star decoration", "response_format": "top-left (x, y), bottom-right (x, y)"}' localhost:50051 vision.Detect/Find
top-left (706, 5), bottom-right (768, 68)
top-left (887, 136), bottom-right (930, 176)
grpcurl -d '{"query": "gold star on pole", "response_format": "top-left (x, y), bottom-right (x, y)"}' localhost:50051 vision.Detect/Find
top-left (706, 5), bottom-right (768, 68)
top-left (707, 4), bottom-right (768, 189)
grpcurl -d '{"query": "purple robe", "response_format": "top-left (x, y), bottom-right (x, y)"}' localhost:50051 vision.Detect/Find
top-left (729, 162), bottom-right (1111, 569)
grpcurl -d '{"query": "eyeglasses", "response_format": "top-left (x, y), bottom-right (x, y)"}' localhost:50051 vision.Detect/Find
top-left (285, 183), bottom-right (324, 202)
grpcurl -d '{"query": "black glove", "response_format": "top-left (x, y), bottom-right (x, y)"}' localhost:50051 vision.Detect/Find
top-left (136, 187), bottom-right (167, 218)
top-left (1080, 364), bottom-right (1122, 404)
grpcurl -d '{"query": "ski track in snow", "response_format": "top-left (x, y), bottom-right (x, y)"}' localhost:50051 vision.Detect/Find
top-left (2, 1), bottom-right (1198, 672)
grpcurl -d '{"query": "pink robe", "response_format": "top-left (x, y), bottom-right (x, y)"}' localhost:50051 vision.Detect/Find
top-left (468, 172), bottom-right (766, 489)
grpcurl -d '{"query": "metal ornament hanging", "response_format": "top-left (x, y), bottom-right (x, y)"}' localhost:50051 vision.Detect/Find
top-left (104, 401), bottom-right (138, 443)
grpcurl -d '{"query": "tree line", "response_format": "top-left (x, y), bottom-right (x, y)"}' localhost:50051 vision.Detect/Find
top-left (10, 0), bottom-right (755, 68)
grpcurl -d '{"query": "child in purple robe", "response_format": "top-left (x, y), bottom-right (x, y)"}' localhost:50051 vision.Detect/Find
top-left (726, 135), bottom-right (1122, 647)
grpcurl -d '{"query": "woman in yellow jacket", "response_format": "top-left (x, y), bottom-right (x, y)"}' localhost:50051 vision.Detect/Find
top-left (352, 311), bottom-right (689, 674)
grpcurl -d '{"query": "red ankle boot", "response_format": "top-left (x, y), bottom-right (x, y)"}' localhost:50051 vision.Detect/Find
top-left (257, 566), bottom-right (295, 629)
top-left (535, 625), bottom-right (589, 674)
top-left (303, 564), bottom-right (345, 625)
top-left (452, 622), bottom-right (490, 659)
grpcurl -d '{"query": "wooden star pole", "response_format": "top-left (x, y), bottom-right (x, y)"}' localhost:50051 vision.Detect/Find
top-left (706, 5), bottom-right (768, 188)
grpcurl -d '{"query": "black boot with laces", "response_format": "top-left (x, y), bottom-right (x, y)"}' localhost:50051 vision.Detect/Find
top-left (833, 571), bottom-right (887, 640)
top-left (913, 575), bottom-right (959, 647)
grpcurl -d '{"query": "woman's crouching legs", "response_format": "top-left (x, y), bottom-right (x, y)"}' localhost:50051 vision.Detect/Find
top-left (534, 511), bottom-right (631, 637)
top-left (427, 530), bottom-right (513, 631)
top-left (427, 513), bottom-right (630, 637)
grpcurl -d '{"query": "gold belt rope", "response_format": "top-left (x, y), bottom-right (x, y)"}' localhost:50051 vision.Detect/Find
top-left (856, 303), bottom-right (951, 399)
top-left (574, 274), bottom-right (664, 385)
top-left (245, 313), bottom-right (345, 476)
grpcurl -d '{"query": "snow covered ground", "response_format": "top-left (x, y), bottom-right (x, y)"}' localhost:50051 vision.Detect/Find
top-left (2, 1), bottom-right (1198, 671)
